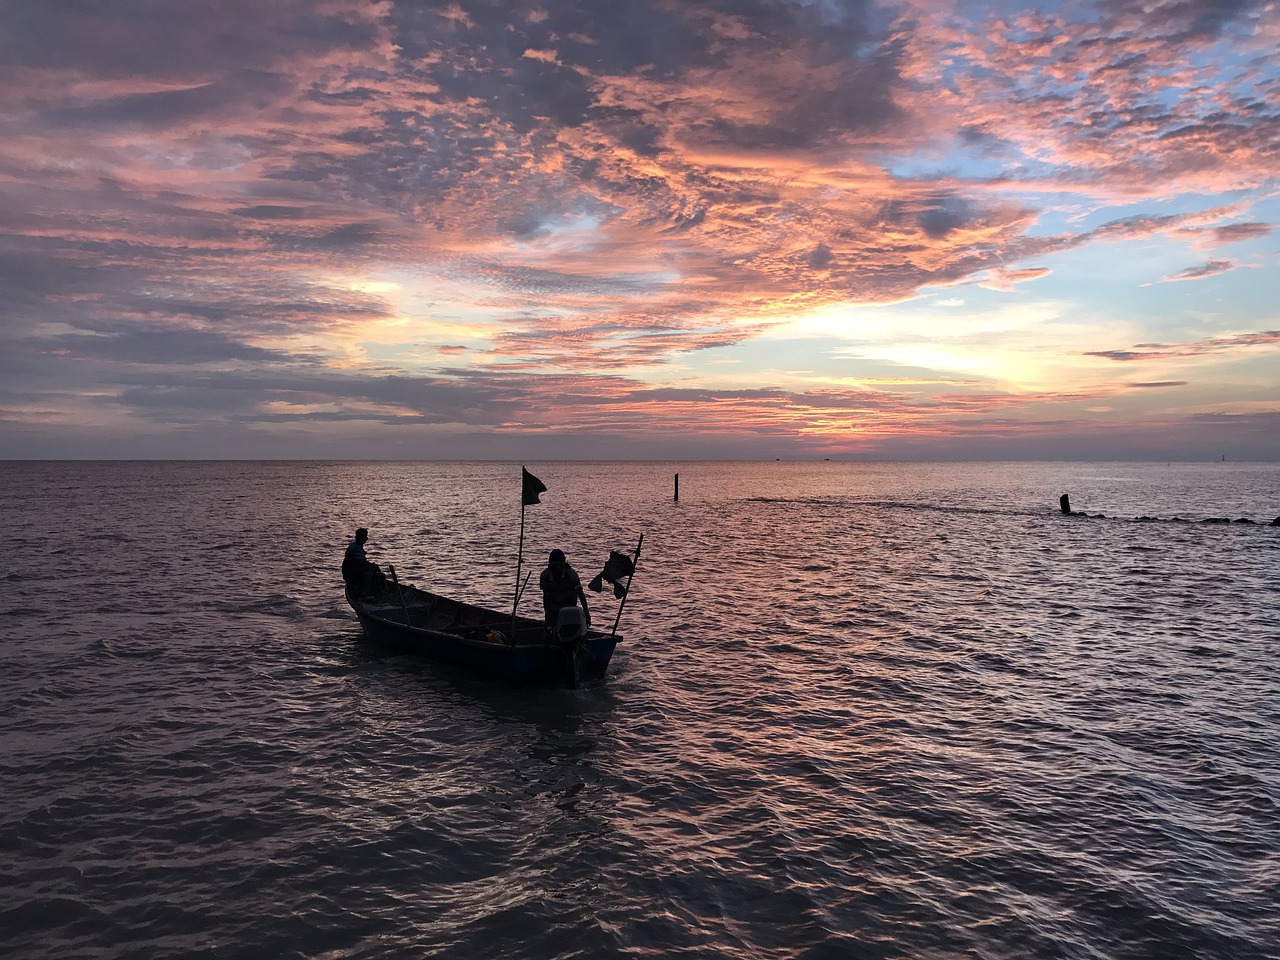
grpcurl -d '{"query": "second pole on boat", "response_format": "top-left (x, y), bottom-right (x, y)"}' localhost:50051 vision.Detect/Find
top-left (609, 532), bottom-right (644, 639)
top-left (514, 570), bottom-right (533, 608)
top-left (509, 504), bottom-right (527, 646)
top-left (512, 570), bottom-right (533, 643)
top-left (388, 565), bottom-right (413, 628)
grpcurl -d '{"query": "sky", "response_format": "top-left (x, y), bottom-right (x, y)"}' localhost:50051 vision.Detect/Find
top-left (1, 0), bottom-right (1278, 461)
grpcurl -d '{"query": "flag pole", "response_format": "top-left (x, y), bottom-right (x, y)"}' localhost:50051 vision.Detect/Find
top-left (513, 497), bottom-right (526, 623)
top-left (513, 467), bottom-right (546, 643)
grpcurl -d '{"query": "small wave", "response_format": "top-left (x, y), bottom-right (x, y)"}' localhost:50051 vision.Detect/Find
top-left (317, 606), bottom-right (358, 620)
top-left (224, 594), bottom-right (307, 618)
top-left (92, 637), bottom-right (164, 660)
top-left (1, 606), bottom-right (47, 617)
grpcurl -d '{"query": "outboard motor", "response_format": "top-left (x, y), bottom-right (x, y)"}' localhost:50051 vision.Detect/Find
top-left (554, 606), bottom-right (589, 689)
top-left (555, 606), bottom-right (588, 644)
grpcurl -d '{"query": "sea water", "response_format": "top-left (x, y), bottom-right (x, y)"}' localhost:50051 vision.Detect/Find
top-left (1, 460), bottom-right (1277, 959)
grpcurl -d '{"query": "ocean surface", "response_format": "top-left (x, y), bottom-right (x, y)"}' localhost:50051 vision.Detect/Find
top-left (1, 460), bottom-right (1277, 960)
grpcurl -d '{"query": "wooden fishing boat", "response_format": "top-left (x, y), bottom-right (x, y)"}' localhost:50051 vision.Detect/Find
top-left (345, 576), bottom-right (620, 687)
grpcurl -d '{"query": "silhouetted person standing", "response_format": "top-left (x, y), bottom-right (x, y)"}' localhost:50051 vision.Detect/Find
top-left (539, 549), bottom-right (589, 629)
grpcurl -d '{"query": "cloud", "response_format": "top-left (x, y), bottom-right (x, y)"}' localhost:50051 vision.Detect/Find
top-left (1085, 330), bottom-right (1280, 361)
top-left (902, 0), bottom-right (1280, 197)
top-left (1163, 259), bottom-right (1239, 282)
top-left (978, 267), bottom-right (1051, 291)
top-left (1174, 222), bottom-right (1274, 247)
top-left (34, 326), bottom-right (294, 366)
top-left (0, 0), bottom-right (1277, 458)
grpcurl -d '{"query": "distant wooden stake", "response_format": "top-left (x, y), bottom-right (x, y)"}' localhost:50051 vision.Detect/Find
top-left (1060, 494), bottom-right (1071, 515)
top-left (674, 473), bottom-right (679, 502)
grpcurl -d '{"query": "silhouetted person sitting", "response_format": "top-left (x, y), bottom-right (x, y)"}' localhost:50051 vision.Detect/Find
top-left (342, 527), bottom-right (386, 597)
top-left (539, 548), bottom-right (590, 631)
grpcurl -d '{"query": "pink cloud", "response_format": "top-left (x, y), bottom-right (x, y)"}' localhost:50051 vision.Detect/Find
top-left (978, 267), bottom-right (1051, 291)
top-left (1174, 221), bottom-right (1274, 247)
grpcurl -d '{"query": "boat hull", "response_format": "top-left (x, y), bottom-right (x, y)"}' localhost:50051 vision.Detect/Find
top-left (346, 583), bottom-right (618, 685)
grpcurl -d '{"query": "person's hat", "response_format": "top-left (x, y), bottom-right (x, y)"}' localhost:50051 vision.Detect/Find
top-left (549, 549), bottom-right (566, 563)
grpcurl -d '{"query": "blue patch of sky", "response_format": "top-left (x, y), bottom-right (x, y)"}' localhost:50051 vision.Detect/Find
top-left (879, 145), bottom-right (999, 182)
top-left (538, 213), bottom-right (603, 236)
top-left (987, 226), bottom-right (1276, 339)
top-left (878, 144), bottom-right (1063, 185)
top-left (1139, 44), bottom-right (1261, 116)
top-left (951, 186), bottom-right (1261, 244)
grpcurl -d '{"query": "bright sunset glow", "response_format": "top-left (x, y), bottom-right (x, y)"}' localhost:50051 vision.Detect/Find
top-left (1, 0), bottom-right (1276, 459)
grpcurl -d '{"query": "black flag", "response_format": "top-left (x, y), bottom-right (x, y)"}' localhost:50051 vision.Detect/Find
top-left (521, 467), bottom-right (547, 506)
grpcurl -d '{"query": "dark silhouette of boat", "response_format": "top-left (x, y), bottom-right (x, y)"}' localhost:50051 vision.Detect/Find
top-left (345, 577), bottom-right (619, 687)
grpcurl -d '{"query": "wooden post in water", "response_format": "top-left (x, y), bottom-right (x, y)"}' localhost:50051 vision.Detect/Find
top-left (1060, 494), bottom-right (1072, 515)
top-left (674, 473), bottom-right (679, 502)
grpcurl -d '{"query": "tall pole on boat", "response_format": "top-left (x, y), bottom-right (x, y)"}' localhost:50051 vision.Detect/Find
top-left (513, 499), bottom-right (526, 622)
top-left (513, 467), bottom-right (546, 631)
top-left (609, 532), bottom-right (644, 639)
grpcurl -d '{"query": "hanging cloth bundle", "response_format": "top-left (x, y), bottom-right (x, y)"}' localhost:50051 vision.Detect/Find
top-left (588, 550), bottom-right (636, 598)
